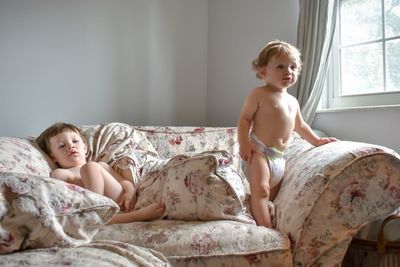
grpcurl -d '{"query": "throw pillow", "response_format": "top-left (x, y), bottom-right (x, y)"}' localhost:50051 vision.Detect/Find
top-left (0, 172), bottom-right (119, 254)
top-left (134, 151), bottom-right (255, 224)
top-left (0, 137), bottom-right (53, 176)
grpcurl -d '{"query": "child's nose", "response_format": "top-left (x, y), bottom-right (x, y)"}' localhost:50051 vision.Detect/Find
top-left (67, 143), bottom-right (75, 149)
top-left (285, 68), bottom-right (293, 74)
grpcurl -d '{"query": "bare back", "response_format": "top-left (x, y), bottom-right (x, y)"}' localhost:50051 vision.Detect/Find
top-left (248, 86), bottom-right (299, 151)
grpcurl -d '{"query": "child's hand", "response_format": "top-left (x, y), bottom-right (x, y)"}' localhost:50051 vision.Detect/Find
top-left (239, 142), bottom-right (257, 163)
top-left (314, 137), bottom-right (338, 147)
top-left (119, 181), bottom-right (136, 211)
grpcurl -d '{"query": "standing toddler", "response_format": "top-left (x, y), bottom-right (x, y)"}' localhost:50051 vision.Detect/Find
top-left (237, 40), bottom-right (337, 228)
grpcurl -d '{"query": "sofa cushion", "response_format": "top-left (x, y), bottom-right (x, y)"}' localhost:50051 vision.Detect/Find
top-left (134, 151), bottom-right (254, 223)
top-left (0, 172), bottom-right (119, 254)
top-left (94, 220), bottom-right (293, 267)
top-left (0, 137), bottom-right (52, 176)
top-left (0, 240), bottom-right (171, 267)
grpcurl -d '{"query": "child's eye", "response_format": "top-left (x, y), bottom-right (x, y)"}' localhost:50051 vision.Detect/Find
top-left (277, 65), bottom-right (284, 69)
top-left (58, 144), bottom-right (65, 149)
top-left (291, 65), bottom-right (298, 70)
top-left (73, 139), bottom-right (80, 143)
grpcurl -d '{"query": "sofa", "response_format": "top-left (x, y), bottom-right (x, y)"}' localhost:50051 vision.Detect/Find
top-left (1, 122), bottom-right (400, 267)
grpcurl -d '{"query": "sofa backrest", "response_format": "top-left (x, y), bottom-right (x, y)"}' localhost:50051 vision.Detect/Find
top-left (134, 126), bottom-right (242, 171)
top-left (0, 125), bottom-right (242, 178)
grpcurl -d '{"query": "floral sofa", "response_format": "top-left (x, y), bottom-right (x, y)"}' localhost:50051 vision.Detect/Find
top-left (1, 122), bottom-right (400, 267)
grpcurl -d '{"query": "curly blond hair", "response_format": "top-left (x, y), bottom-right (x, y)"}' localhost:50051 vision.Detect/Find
top-left (252, 40), bottom-right (302, 79)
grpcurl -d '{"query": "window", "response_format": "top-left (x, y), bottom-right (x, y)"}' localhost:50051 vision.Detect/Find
top-left (322, 0), bottom-right (400, 109)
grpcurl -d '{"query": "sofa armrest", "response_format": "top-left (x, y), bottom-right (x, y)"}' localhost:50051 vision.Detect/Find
top-left (275, 133), bottom-right (400, 267)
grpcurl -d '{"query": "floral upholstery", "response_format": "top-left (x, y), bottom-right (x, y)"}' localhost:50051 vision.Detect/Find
top-left (136, 126), bottom-right (400, 267)
top-left (134, 150), bottom-right (254, 223)
top-left (0, 137), bottom-right (52, 176)
top-left (0, 240), bottom-right (171, 267)
top-left (275, 133), bottom-right (400, 266)
top-left (94, 220), bottom-right (292, 267)
top-left (0, 123), bottom-right (400, 267)
top-left (134, 126), bottom-right (243, 174)
top-left (0, 172), bottom-right (119, 254)
top-left (81, 123), bottom-right (159, 187)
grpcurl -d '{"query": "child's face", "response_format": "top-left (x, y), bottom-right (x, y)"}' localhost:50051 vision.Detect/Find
top-left (49, 130), bottom-right (87, 169)
top-left (262, 53), bottom-right (300, 89)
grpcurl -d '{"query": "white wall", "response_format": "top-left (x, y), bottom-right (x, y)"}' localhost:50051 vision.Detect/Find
top-left (313, 108), bottom-right (400, 153)
top-left (1, 0), bottom-right (399, 153)
top-left (146, 0), bottom-right (208, 126)
top-left (0, 0), bottom-right (208, 137)
top-left (0, 0), bottom-right (121, 135)
top-left (207, 0), bottom-right (299, 126)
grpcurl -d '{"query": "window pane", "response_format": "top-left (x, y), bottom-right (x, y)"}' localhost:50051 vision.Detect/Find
top-left (341, 43), bottom-right (383, 95)
top-left (386, 39), bottom-right (400, 91)
top-left (341, 0), bottom-right (382, 45)
top-left (385, 0), bottom-right (400, 38)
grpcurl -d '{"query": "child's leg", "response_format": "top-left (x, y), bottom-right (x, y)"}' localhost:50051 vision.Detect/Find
top-left (247, 152), bottom-right (272, 228)
top-left (107, 202), bottom-right (165, 224)
top-left (80, 161), bottom-right (124, 201)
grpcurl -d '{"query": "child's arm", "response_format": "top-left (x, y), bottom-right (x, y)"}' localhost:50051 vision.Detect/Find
top-left (98, 162), bottom-right (136, 211)
top-left (294, 103), bottom-right (337, 146)
top-left (237, 90), bottom-right (258, 162)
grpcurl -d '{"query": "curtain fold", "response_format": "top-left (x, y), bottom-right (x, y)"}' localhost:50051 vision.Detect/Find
top-left (294, 0), bottom-right (339, 124)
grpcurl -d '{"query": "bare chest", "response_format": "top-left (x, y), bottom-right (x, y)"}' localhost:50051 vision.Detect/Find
top-left (257, 96), bottom-right (297, 120)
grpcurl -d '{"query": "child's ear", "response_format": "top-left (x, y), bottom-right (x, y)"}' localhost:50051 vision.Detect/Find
top-left (258, 67), bottom-right (267, 79)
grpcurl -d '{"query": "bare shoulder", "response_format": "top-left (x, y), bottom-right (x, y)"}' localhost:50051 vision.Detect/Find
top-left (286, 93), bottom-right (300, 107)
top-left (251, 86), bottom-right (268, 95)
top-left (51, 168), bottom-right (70, 180)
top-left (247, 86), bottom-right (270, 102)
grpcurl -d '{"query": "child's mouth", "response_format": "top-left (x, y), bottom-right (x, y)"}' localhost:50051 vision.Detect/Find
top-left (69, 151), bottom-right (78, 156)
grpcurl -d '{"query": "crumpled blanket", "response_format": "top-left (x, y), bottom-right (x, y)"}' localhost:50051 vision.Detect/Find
top-left (81, 122), bottom-right (158, 187)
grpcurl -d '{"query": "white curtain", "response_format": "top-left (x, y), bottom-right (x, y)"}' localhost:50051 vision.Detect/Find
top-left (295, 0), bottom-right (339, 124)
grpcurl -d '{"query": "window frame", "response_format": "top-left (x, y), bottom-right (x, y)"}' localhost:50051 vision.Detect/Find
top-left (321, 0), bottom-right (400, 110)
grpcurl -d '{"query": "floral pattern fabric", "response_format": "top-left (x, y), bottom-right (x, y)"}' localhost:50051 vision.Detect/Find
top-left (134, 150), bottom-right (254, 223)
top-left (0, 172), bottom-right (119, 254)
top-left (134, 126), bottom-right (243, 175)
top-left (94, 220), bottom-right (292, 267)
top-left (81, 122), bottom-right (159, 187)
top-left (275, 133), bottom-right (400, 267)
top-left (0, 240), bottom-right (171, 267)
top-left (137, 126), bottom-right (400, 267)
top-left (81, 124), bottom-right (254, 223)
top-left (0, 137), bottom-right (52, 176)
top-left (0, 124), bottom-right (400, 267)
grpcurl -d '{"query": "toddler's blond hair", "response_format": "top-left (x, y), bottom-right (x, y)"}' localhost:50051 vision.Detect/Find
top-left (252, 40), bottom-right (302, 79)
